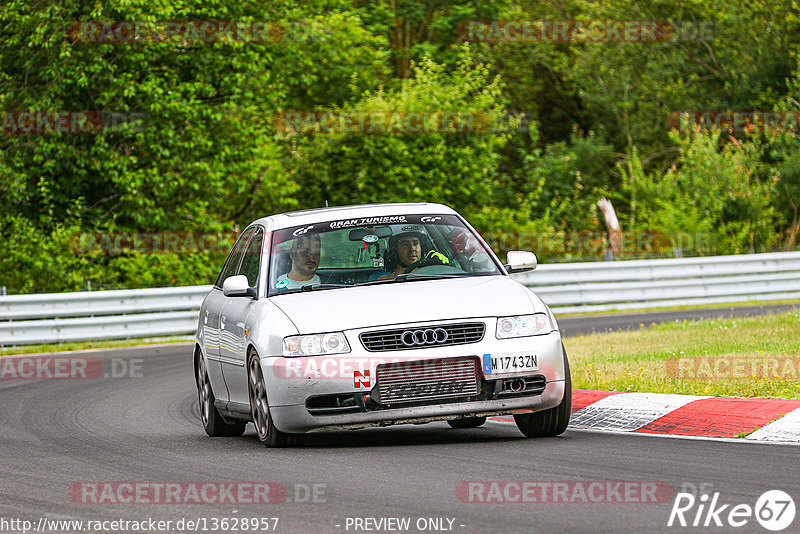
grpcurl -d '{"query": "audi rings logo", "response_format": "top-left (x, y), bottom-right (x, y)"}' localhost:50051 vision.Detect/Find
top-left (401, 328), bottom-right (449, 347)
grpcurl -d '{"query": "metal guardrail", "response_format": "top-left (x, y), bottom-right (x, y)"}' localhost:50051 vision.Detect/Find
top-left (0, 285), bottom-right (212, 321)
top-left (1, 252), bottom-right (799, 345)
top-left (0, 286), bottom-right (211, 345)
top-left (514, 251), bottom-right (800, 313)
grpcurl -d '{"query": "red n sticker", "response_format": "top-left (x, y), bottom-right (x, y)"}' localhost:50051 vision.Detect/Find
top-left (354, 370), bottom-right (371, 388)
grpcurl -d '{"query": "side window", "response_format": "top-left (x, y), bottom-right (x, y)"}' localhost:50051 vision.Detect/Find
top-left (214, 228), bottom-right (254, 287)
top-left (238, 227), bottom-right (264, 287)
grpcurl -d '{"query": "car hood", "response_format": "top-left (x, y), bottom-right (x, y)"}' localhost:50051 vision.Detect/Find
top-left (270, 275), bottom-right (544, 333)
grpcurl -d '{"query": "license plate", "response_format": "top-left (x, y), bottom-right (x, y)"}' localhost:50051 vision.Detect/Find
top-left (482, 353), bottom-right (539, 375)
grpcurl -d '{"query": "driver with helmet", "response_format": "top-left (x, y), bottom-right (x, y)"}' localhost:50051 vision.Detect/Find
top-left (373, 229), bottom-right (449, 280)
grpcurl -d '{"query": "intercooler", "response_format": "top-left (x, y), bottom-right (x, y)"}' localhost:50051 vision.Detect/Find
top-left (373, 358), bottom-right (479, 406)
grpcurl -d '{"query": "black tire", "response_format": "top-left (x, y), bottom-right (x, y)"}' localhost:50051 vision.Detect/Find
top-left (447, 416), bottom-right (487, 429)
top-left (247, 352), bottom-right (301, 448)
top-left (197, 354), bottom-right (246, 437)
top-left (514, 343), bottom-right (572, 438)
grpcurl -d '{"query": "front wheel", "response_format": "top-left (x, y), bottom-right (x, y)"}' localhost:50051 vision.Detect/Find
top-left (197, 355), bottom-right (246, 437)
top-left (247, 352), bottom-right (300, 447)
top-left (514, 343), bottom-right (572, 438)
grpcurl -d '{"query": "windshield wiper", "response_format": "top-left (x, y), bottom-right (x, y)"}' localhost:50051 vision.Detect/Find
top-left (300, 283), bottom-right (352, 291)
top-left (353, 278), bottom-right (396, 287)
top-left (355, 273), bottom-right (475, 287)
top-left (393, 273), bottom-right (469, 282)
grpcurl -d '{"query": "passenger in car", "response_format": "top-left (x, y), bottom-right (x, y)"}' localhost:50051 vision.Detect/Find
top-left (276, 234), bottom-right (322, 290)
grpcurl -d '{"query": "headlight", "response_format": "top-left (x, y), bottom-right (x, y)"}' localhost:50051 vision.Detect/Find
top-left (282, 332), bottom-right (351, 357)
top-left (496, 314), bottom-right (552, 339)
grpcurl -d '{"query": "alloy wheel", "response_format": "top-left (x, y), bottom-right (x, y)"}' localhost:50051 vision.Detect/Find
top-left (249, 357), bottom-right (270, 440)
top-left (197, 357), bottom-right (210, 428)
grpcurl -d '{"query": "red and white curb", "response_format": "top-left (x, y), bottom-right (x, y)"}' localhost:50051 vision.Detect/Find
top-left (492, 390), bottom-right (800, 443)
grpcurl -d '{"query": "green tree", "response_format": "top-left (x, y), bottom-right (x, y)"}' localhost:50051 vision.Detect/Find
top-left (283, 49), bottom-right (514, 219)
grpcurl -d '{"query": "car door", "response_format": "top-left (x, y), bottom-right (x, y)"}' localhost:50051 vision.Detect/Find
top-left (205, 228), bottom-right (253, 403)
top-left (219, 226), bottom-right (265, 406)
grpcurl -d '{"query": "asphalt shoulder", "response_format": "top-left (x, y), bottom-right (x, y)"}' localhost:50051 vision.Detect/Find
top-left (558, 303), bottom-right (798, 337)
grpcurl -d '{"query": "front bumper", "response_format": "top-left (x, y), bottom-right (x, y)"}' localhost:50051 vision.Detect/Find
top-left (260, 322), bottom-right (565, 433)
top-left (271, 380), bottom-right (564, 432)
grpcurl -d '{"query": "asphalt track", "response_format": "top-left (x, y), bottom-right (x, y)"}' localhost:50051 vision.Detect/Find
top-left (557, 302), bottom-right (799, 336)
top-left (0, 307), bottom-right (798, 534)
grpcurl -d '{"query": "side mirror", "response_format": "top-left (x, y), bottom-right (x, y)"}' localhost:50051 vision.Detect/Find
top-left (505, 251), bottom-right (537, 274)
top-left (223, 275), bottom-right (257, 298)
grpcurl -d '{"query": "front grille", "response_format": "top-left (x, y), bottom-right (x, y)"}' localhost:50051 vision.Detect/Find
top-left (374, 358), bottom-right (479, 405)
top-left (360, 322), bottom-right (485, 352)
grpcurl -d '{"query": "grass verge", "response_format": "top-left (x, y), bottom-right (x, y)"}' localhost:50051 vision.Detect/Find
top-left (0, 336), bottom-right (192, 356)
top-left (557, 298), bottom-right (800, 318)
top-left (566, 310), bottom-right (800, 398)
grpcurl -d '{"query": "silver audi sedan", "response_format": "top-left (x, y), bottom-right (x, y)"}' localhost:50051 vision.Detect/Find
top-left (195, 203), bottom-right (570, 447)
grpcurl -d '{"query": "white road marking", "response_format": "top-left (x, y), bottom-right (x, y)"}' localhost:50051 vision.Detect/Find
top-left (568, 392), bottom-right (710, 432)
top-left (745, 407), bottom-right (800, 442)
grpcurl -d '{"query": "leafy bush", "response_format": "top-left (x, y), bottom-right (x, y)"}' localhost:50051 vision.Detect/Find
top-left (0, 215), bottom-right (226, 294)
top-left (622, 129), bottom-right (777, 255)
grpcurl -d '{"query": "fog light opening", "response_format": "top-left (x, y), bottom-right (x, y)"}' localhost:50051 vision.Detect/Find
top-left (504, 378), bottom-right (525, 393)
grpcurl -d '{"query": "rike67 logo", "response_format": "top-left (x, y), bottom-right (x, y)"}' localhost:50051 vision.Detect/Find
top-left (668, 489), bottom-right (796, 531)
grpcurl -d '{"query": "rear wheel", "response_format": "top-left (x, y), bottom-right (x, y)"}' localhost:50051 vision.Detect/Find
top-left (197, 355), bottom-right (246, 437)
top-left (514, 344), bottom-right (572, 438)
top-left (247, 352), bottom-right (300, 447)
top-left (447, 416), bottom-right (487, 429)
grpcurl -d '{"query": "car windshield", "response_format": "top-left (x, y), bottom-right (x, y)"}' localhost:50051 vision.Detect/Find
top-left (267, 214), bottom-right (502, 295)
